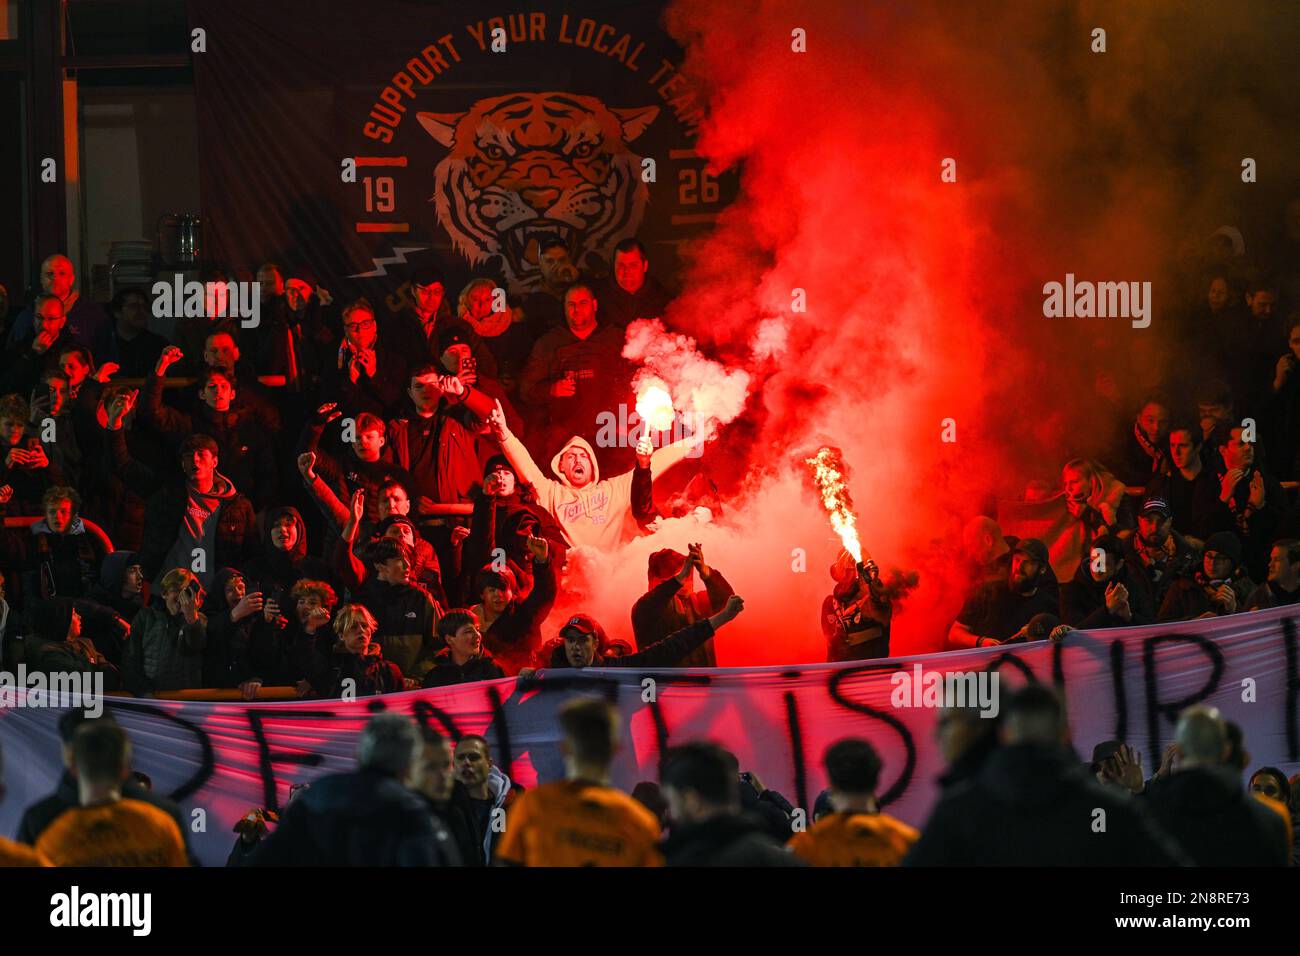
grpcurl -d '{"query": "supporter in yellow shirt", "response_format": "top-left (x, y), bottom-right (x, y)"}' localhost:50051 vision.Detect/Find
top-left (35, 720), bottom-right (187, 867)
top-left (789, 738), bottom-right (918, 867)
top-left (494, 697), bottom-right (662, 866)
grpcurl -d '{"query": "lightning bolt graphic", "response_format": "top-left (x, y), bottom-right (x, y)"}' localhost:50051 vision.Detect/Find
top-left (347, 245), bottom-right (428, 278)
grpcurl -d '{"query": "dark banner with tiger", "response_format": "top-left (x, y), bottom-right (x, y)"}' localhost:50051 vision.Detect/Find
top-left (189, 0), bottom-right (734, 312)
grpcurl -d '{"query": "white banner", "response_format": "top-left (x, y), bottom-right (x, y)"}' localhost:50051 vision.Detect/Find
top-left (2, 606), bottom-right (1297, 865)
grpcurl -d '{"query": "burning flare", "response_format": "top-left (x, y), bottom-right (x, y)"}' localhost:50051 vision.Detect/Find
top-left (636, 381), bottom-right (677, 432)
top-left (805, 446), bottom-right (862, 563)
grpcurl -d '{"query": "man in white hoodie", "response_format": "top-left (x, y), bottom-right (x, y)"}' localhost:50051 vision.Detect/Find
top-left (487, 400), bottom-right (699, 551)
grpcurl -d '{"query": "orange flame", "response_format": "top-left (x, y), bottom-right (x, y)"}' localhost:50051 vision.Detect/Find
top-left (805, 446), bottom-right (862, 563)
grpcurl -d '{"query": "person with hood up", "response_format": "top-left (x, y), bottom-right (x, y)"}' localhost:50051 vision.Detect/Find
top-left (25, 596), bottom-right (121, 691)
top-left (138, 433), bottom-right (259, 593)
top-left (121, 568), bottom-right (206, 696)
top-left (422, 609), bottom-right (506, 688)
top-left (524, 594), bottom-right (745, 676)
top-left (633, 542), bottom-right (734, 667)
top-left (88, 550), bottom-right (146, 624)
top-left (468, 533), bottom-right (557, 675)
top-left (301, 603), bottom-right (404, 699)
top-left (240, 506), bottom-right (333, 598)
top-left (487, 400), bottom-right (695, 551)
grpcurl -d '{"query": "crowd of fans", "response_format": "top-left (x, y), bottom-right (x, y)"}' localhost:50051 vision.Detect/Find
top-left (2, 689), bottom-right (1294, 866)
top-left (2, 213), bottom-right (1300, 866)
top-left (0, 239), bottom-right (739, 700)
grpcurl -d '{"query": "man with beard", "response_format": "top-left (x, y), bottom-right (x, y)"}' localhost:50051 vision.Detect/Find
top-left (1059, 533), bottom-right (1155, 629)
top-left (961, 516), bottom-right (1015, 586)
top-left (1121, 496), bottom-right (1199, 611)
top-left (1210, 423), bottom-right (1286, 581)
top-left (947, 539), bottom-right (1060, 649)
top-left (1113, 394), bottom-right (1172, 487)
top-left (1158, 531), bottom-right (1256, 622)
top-left (488, 402), bottom-right (683, 552)
top-left (1145, 422), bottom-right (1224, 542)
top-left (1244, 539), bottom-right (1300, 610)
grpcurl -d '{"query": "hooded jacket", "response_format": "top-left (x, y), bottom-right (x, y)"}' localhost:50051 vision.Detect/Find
top-left (903, 744), bottom-right (1189, 866)
top-left (239, 506), bottom-right (333, 597)
top-left (200, 567), bottom-right (258, 688)
top-left (499, 433), bottom-right (691, 551)
top-left (139, 471), bottom-right (258, 590)
top-left (87, 550), bottom-right (145, 622)
top-left (1143, 767), bottom-right (1290, 866)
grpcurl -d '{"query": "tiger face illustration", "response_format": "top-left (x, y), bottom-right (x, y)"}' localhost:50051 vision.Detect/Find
top-left (417, 92), bottom-right (659, 292)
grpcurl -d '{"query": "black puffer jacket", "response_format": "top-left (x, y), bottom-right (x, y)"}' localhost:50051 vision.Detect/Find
top-left (305, 642), bottom-right (403, 699)
top-left (903, 744), bottom-right (1189, 866)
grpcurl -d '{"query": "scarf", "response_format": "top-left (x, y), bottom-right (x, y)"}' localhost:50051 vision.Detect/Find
top-left (463, 309), bottom-right (513, 338)
top-left (1133, 422), bottom-right (1169, 477)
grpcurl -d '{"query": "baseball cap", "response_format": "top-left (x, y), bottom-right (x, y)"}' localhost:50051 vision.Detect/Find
top-left (1140, 497), bottom-right (1170, 517)
top-left (561, 613), bottom-right (600, 640)
top-left (1012, 538), bottom-right (1050, 567)
top-left (1089, 740), bottom-right (1123, 774)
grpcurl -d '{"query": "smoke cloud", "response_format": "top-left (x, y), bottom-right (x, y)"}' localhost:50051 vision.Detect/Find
top-left (570, 1), bottom-right (1300, 662)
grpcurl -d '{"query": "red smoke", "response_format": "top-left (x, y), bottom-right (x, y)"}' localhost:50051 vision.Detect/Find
top-left (565, 1), bottom-right (1300, 664)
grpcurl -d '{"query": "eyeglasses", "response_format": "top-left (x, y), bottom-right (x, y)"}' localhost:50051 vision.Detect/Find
top-left (344, 318), bottom-right (376, 331)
